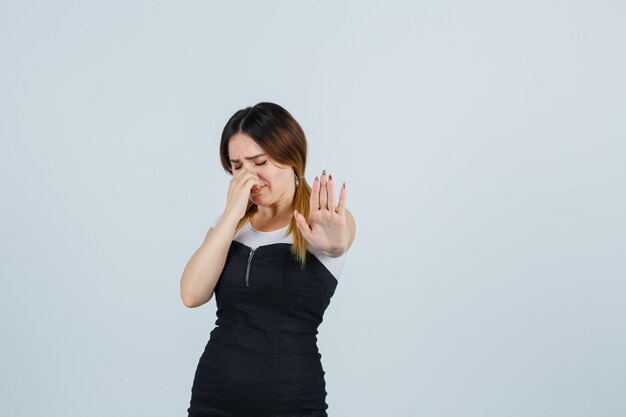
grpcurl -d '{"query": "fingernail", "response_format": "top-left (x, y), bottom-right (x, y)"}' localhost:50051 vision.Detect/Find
top-left (322, 169), bottom-right (326, 176)
top-left (329, 174), bottom-right (332, 180)
top-left (315, 175), bottom-right (319, 182)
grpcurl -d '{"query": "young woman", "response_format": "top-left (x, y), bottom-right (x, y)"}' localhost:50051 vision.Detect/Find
top-left (180, 102), bottom-right (356, 416)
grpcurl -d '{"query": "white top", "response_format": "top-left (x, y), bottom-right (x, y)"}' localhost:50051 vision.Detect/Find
top-left (211, 215), bottom-right (347, 280)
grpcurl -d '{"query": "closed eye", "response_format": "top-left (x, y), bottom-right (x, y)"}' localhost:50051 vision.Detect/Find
top-left (233, 161), bottom-right (267, 170)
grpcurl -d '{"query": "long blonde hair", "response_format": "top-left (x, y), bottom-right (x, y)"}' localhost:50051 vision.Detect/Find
top-left (219, 102), bottom-right (312, 268)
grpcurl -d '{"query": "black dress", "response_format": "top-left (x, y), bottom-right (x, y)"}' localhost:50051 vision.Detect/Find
top-left (187, 240), bottom-right (339, 417)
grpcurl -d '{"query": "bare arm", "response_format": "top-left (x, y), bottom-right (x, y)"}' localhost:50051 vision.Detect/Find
top-left (181, 166), bottom-right (263, 308)
top-left (179, 213), bottom-right (240, 308)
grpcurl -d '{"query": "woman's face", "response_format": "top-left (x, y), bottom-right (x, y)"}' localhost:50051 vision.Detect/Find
top-left (228, 132), bottom-right (295, 207)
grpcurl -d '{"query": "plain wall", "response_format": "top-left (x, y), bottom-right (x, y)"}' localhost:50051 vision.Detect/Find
top-left (1, 1), bottom-right (624, 416)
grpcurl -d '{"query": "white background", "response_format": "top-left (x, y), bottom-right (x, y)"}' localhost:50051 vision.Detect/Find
top-left (1, 1), bottom-right (624, 416)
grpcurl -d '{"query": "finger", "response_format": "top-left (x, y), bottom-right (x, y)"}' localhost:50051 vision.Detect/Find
top-left (233, 168), bottom-right (248, 185)
top-left (337, 181), bottom-right (347, 217)
top-left (238, 171), bottom-right (253, 187)
top-left (241, 173), bottom-right (260, 191)
top-left (294, 209), bottom-right (312, 240)
top-left (319, 169), bottom-right (328, 211)
top-left (327, 172), bottom-right (336, 213)
top-left (310, 175), bottom-right (320, 211)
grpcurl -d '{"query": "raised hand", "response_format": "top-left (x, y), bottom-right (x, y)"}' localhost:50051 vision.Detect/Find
top-left (223, 168), bottom-right (262, 223)
top-left (293, 169), bottom-right (350, 257)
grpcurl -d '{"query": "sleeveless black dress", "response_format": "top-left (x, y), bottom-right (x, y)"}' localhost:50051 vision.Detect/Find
top-left (187, 240), bottom-right (339, 417)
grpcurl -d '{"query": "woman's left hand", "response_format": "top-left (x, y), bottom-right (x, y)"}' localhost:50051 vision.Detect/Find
top-left (293, 169), bottom-right (350, 257)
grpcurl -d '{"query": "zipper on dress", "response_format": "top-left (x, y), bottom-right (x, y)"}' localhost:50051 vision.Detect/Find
top-left (245, 248), bottom-right (255, 287)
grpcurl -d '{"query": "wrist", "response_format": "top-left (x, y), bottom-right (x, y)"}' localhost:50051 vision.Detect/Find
top-left (215, 212), bottom-right (241, 232)
top-left (321, 245), bottom-right (347, 258)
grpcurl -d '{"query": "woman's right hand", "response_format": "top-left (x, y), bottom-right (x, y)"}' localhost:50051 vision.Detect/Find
top-left (222, 168), bottom-right (262, 222)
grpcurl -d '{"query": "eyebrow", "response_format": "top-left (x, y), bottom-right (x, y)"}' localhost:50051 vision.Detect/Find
top-left (229, 153), bottom-right (266, 163)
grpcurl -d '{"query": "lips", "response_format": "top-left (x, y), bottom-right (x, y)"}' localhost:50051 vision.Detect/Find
top-left (251, 185), bottom-right (264, 193)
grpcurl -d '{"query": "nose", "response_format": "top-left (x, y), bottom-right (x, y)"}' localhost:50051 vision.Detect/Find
top-left (242, 162), bottom-right (262, 180)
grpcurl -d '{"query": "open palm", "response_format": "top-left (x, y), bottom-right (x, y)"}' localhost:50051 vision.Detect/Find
top-left (294, 169), bottom-right (349, 256)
